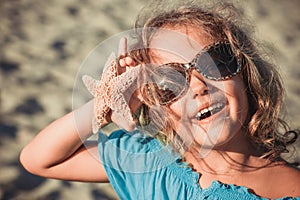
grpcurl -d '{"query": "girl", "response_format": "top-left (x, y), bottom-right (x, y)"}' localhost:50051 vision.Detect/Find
top-left (20, 1), bottom-right (300, 199)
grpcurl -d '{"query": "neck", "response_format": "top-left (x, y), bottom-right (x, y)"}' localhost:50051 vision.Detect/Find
top-left (184, 131), bottom-right (269, 175)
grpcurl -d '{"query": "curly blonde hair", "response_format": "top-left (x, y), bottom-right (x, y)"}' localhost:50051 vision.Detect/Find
top-left (129, 0), bottom-right (298, 160)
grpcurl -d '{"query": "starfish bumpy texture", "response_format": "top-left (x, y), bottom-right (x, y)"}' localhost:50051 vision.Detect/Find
top-left (82, 52), bottom-right (141, 133)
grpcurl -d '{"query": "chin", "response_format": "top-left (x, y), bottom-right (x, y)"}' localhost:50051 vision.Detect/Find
top-left (191, 120), bottom-right (239, 148)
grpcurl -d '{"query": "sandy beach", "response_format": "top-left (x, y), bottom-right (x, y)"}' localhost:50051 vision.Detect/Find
top-left (1, 0), bottom-right (299, 199)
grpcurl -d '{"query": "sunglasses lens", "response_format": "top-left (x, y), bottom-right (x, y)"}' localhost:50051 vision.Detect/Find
top-left (151, 64), bottom-right (188, 105)
top-left (196, 43), bottom-right (239, 80)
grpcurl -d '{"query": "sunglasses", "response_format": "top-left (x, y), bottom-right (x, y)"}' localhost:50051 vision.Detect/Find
top-left (147, 41), bottom-right (241, 105)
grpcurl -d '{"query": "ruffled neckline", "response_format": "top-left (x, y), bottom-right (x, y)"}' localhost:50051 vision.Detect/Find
top-left (173, 160), bottom-right (297, 199)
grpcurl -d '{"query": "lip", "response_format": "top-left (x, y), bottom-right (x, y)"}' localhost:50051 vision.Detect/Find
top-left (195, 102), bottom-right (212, 114)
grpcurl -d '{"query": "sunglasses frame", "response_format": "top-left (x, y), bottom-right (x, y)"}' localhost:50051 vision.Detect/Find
top-left (148, 41), bottom-right (242, 105)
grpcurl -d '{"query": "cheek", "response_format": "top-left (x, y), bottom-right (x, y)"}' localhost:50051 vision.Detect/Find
top-left (226, 78), bottom-right (249, 122)
top-left (169, 89), bottom-right (199, 118)
top-left (169, 99), bottom-right (186, 120)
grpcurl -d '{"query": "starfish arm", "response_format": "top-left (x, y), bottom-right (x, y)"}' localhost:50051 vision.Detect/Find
top-left (82, 53), bottom-right (141, 132)
top-left (82, 54), bottom-right (118, 133)
top-left (82, 75), bottom-right (100, 97)
top-left (112, 64), bottom-right (141, 94)
top-left (108, 65), bottom-right (141, 122)
top-left (103, 52), bottom-right (116, 73)
top-left (94, 97), bottom-right (110, 130)
top-left (110, 94), bottom-right (133, 123)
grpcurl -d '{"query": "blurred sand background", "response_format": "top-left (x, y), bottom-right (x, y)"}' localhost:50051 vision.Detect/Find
top-left (0, 0), bottom-right (300, 199)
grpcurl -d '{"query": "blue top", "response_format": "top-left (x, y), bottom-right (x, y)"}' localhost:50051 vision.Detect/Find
top-left (98, 130), bottom-right (299, 200)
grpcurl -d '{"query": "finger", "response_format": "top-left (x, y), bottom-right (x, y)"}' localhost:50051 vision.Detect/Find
top-left (119, 55), bottom-right (135, 67)
top-left (118, 37), bottom-right (127, 58)
top-left (125, 57), bottom-right (136, 66)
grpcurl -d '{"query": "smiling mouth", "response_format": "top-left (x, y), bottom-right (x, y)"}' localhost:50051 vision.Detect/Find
top-left (195, 103), bottom-right (225, 121)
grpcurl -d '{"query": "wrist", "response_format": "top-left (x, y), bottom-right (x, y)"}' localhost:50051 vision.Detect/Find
top-left (73, 99), bottom-right (94, 138)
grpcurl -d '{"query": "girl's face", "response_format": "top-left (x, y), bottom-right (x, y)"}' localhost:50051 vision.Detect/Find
top-left (149, 26), bottom-right (249, 150)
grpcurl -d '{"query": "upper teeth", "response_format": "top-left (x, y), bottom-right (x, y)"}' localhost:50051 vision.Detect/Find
top-left (196, 103), bottom-right (224, 118)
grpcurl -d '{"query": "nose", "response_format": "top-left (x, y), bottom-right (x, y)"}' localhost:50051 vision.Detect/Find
top-left (189, 71), bottom-right (209, 97)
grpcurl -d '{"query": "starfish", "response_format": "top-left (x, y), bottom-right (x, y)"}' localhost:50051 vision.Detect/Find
top-left (82, 52), bottom-right (141, 133)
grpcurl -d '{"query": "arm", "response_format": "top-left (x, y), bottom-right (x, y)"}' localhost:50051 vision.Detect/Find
top-left (19, 100), bottom-right (109, 182)
top-left (20, 38), bottom-right (141, 182)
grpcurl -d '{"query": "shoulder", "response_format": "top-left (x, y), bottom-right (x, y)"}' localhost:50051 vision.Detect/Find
top-left (97, 130), bottom-right (194, 199)
top-left (98, 129), bottom-right (180, 173)
top-left (98, 129), bottom-right (162, 153)
top-left (278, 164), bottom-right (300, 195)
top-left (266, 163), bottom-right (300, 198)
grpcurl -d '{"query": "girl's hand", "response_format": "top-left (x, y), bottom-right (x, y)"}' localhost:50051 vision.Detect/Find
top-left (115, 37), bottom-right (143, 120)
top-left (118, 37), bottom-right (136, 71)
top-left (111, 37), bottom-right (143, 130)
